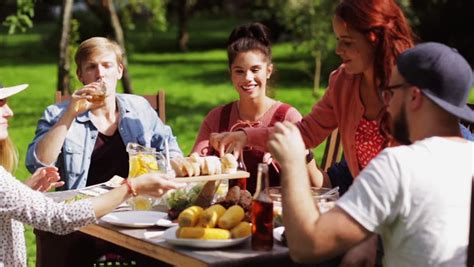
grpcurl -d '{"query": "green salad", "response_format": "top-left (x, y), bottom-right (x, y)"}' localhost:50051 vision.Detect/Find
top-left (165, 183), bottom-right (204, 211)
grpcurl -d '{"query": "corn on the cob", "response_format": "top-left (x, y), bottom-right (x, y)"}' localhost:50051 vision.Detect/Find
top-left (177, 227), bottom-right (231, 240)
top-left (230, 221), bottom-right (251, 238)
top-left (178, 206), bottom-right (203, 227)
top-left (198, 204), bottom-right (226, 228)
top-left (217, 205), bottom-right (245, 229)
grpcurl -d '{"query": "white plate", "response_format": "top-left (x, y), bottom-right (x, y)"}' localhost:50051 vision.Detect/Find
top-left (273, 226), bottom-right (285, 243)
top-left (163, 226), bottom-right (249, 248)
top-left (101, 211), bottom-right (177, 228)
top-left (156, 217), bottom-right (178, 228)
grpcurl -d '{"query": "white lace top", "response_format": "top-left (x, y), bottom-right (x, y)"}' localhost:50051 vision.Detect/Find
top-left (0, 167), bottom-right (97, 266)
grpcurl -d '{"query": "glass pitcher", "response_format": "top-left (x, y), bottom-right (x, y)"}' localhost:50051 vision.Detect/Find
top-left (126, 143), bottom-right (166, 210)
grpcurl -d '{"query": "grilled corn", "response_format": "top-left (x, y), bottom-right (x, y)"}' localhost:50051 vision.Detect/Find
top-left (217, 205), bottom-right (245, 229)
top-left (177, 227), bottom-right (231, 240)
top-left (230, 221), bottom-right (251, 238)
top-left (198, 204), bottom-right (226, 228)
top-left (178, 206), bottom-right (203, 227)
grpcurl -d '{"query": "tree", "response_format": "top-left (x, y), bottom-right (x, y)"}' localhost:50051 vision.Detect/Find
top-left (252, 0), bottom-right (335, 96)
top-left (57, 0), bottom-right (74, 94)
top-left (81, 0), bottom-right (168, 93)
top-left (105, 0), bottom-right (132, 93)
top-left (176, 0), bottom-right (190, 52)
top-left (2, 0), bottom-right (35, 34)
top-left (83, 0), bottom-right (132, 93)
top-left (3, 0), bottom-right (168, 95)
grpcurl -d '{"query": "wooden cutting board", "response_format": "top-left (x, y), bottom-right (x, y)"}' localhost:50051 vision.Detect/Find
top-left (172, 170), bottom-right (249, 183)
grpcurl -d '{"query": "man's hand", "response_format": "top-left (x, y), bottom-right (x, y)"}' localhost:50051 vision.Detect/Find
top-left (24, 166), bottom-right (64, 192)
top-left (339, 235), bottom-right (377, 267)
top-left (268, 122), bottom-right (306, 169)
top-left (209, 131), bottom-right (247, 158)
top-left (70, 81), bottom-right (105, 114)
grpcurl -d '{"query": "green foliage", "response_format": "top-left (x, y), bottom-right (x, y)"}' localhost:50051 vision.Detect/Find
top-left (2, 0), bottom-right (35, 34)
top-left (251, 0), bottom-right (337, 85)
top-left (1, 17), bottom-right (323, 267)
top-left (73, 9), bottom-right (104, 40)
top-left (118, 0), bottom-right (168, 32)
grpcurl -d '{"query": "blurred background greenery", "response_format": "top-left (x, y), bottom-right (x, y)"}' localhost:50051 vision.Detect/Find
top-left (1, 0), bottom-right (473, 266)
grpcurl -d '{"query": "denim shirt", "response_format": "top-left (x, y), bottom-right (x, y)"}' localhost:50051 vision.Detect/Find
top-left (461, 123), bottom-right (474, 141)
top-left (26, 94), bottom-right (183, 190)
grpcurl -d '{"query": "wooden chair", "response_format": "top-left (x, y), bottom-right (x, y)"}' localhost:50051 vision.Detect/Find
top-left (320, 128), bottom-right (343, 172)
top-left (55, 90), bottom-right (166, 123)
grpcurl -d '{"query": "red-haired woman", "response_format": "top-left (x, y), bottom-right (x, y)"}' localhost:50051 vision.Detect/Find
top-left (211, 0), bottom-right (416, 265)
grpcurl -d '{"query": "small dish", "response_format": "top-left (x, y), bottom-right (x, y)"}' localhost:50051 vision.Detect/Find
top-left (273, 226), bottom-right (285, 243)
top-left (101, 210), bottom-right (176, 228)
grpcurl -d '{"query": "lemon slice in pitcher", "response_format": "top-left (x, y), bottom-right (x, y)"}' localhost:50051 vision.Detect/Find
top-left (129, 155), bottom-right (142, 178)
top-left (140, 154), bottom-right (159, 172)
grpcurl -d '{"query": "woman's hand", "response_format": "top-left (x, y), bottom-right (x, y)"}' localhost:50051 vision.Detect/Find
top-left (132, 172), bottom-right (184, 198)
top-left (24, 166), bottom-right (64, 192)
top-left (210, 131), bottom-right (247, 158)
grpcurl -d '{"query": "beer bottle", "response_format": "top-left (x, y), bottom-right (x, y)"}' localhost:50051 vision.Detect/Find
top-left (251, 163), bottom-right (273, 250)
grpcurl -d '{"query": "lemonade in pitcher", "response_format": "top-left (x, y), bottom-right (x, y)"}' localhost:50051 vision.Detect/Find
top-left (126, 143), bottom-right (164, 210)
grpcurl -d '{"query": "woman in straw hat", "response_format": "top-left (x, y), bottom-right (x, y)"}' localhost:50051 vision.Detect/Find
top-left (0, 83), bottom-right (182, 267)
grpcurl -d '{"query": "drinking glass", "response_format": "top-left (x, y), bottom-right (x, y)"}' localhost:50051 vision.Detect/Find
top-left (268, 186), bottom-right (339, 226)
top-left (311, 187), bottom-right (339, 213)
top-left (89, 80), bottom-right (106, 104)
top-left (74, 80), bottom-right (107, 111)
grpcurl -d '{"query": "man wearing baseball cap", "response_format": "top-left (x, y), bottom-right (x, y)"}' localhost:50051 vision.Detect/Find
top-left (268, 42), bottom-right (474, 266)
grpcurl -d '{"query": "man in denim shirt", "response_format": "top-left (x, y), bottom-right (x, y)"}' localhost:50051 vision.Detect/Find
top-left (26, 37), bottom-right (182, 191)
top-left (26, 37), bottom-right (183, 266)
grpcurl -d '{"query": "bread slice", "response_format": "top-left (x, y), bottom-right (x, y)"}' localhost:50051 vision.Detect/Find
top-left (170, 158), bottom-right (185, 177)
top-left (221, 153), bottom-right (238, 174)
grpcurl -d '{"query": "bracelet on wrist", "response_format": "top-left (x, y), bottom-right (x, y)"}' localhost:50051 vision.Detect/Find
top-left (122, 179), bottom-right (137, 197)
top-left (306, 150), bottom-right (314, 163)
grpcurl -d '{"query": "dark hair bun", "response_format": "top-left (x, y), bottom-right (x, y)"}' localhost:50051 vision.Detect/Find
top-left (227, 22), bottom-right (271, 47)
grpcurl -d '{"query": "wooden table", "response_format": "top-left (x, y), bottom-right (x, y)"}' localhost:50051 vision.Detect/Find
top-left (79, 221), bottom-right (299, 267)
top-left (42, 184), bottom-right (308, 267)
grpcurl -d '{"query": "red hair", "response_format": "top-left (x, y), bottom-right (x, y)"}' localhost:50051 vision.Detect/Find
top-left (335, 0), bottom-right (416, 90)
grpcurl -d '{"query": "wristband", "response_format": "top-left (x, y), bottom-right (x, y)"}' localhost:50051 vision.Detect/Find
top-left (122, 179), bottom-right (137, 197)
top-left (306, 150), bottom-right (314, 163)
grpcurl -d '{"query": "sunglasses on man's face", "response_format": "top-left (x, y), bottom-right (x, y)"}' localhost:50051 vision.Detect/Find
top-left (379, 83), bottom-right (411, 104)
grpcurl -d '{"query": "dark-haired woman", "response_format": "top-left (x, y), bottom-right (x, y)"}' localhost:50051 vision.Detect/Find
top-left (191, 22), bottom-right (324, 193)
top-left (210, 0), bottom-right (417, 265)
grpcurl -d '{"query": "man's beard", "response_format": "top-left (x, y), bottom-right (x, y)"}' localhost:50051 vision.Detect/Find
top-left (392, 105), bottom-right (412, 145)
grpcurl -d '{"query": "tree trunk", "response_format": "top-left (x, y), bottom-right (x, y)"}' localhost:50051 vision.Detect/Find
top-left (177, 0), bottom-right (189, 52)
top-left (57, 0), bottom-right (73, 95)
top-left (313, 50), bottom-right (322, 98)
top-left (103, 0), bottom-right (133, 93)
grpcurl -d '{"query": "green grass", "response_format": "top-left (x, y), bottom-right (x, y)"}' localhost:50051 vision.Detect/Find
top-left (0, 18), bottom-right (326, 266)
top-left (2, 16), bottom-right (474, 267)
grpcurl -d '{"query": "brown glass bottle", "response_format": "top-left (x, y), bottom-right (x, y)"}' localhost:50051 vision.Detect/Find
top-left (251, 163), bottom-right (273, 251)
